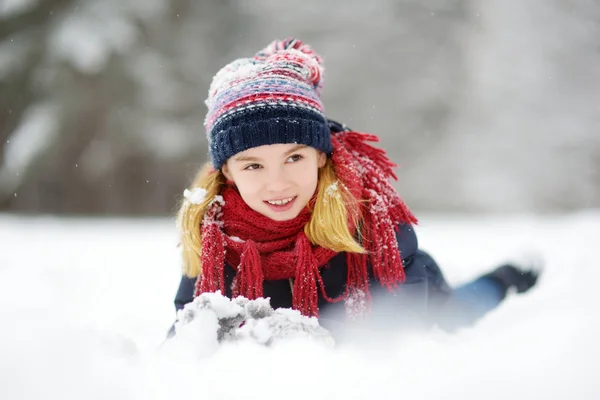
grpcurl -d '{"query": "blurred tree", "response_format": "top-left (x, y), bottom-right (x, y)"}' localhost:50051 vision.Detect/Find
top-left (0, 0), bottom-right (256, 215)
top-left (425, 0), bottom-right (600, 212)
top-left (0, 0), bottom-right (598, 215)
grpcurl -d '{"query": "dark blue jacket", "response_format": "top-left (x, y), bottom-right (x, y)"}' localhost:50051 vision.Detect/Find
top-left (173, 224), bottom-right (453, 334)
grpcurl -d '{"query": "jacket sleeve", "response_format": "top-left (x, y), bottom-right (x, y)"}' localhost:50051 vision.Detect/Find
top-left (394, 223), bottom-right (452, 308)
top-left (369, 223), bottom-right (452, 330)
top-left (166, 275), bottom-right (197, 339)
top-left (174, 275), bottom-right (196, 312)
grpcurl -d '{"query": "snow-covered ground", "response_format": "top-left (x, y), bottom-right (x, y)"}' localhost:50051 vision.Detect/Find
top-left (0, 211), bottom-right (598, 399)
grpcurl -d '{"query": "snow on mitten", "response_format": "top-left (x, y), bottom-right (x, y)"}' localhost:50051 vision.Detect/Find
top-left (173, 292), bottom-right (334, 349)
top-left (240, 307), bottom-right (335, 347)
top-left (174, 291), bottom-right (246, 343)
top-left (243, 297), bottom-right (274, 320)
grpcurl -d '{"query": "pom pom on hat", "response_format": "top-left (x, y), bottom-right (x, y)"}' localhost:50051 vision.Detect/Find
top-left (253, 38), bottom-right (324, 94)
top-left (204, 38), bottom-right (332, 169)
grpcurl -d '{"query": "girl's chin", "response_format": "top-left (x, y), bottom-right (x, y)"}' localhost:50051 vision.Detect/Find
top-left (263, 209), bottom-right (301, 221)
top-left (259, 204), bottom-right (303, 221)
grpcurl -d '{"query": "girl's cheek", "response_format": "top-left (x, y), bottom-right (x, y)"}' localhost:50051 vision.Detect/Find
top-left (290, 161), bottom-right (314, 177)
top-left (242, 172), bottom-right (262, 185)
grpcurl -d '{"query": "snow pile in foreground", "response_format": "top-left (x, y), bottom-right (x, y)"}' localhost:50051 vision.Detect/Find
top-left (165, 291), bottom-right (334, 359)
top-left (0, 213), bottom-right (599, 400)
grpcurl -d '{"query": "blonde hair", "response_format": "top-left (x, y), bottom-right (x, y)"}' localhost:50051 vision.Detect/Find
top-left (177, 158), bottom-right (364, 278)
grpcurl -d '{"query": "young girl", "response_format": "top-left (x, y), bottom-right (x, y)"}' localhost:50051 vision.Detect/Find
top-left (171, 38), bottom-right (540, 340)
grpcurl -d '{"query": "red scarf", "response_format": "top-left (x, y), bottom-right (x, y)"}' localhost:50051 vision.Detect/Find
top-left (195, 129), bottom-right (418, 318)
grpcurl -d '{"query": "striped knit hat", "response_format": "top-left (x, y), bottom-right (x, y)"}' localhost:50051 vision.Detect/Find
top-left (204, 38), bottom-right (332, 169)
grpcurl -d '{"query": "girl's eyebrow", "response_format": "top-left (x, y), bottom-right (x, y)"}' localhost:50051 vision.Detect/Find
top-left (283, 144), bottom-right (307, 156)
top-left (233, 154), bottom-right (260, 162)
top-left (233, 145), bottom-right (307, 162)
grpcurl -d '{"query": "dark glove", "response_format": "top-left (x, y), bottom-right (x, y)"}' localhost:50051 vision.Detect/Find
top-left (485, 262), bottom-right (542, 295)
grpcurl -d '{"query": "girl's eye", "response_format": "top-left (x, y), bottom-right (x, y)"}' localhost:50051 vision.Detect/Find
top-left (287, 154), bottom-right (303, 163)
top-left (244, 164), bottom-right (261, 171)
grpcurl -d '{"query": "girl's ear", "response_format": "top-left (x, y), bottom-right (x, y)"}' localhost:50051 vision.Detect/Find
top-left (317, 151), bottom-right (327, 168)
top-left (221, 164), bottom-right (233, 182)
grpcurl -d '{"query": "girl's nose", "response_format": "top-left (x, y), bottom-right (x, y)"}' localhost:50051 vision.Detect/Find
top-left (265, 167), bottom-right (291, 192)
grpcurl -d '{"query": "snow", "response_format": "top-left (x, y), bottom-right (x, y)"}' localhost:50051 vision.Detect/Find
top-left (2, 103), bottom-right (58, 173)
top-left (0, 211), bottom-right (598, 399)
top-left (183, 187), bottom-right (207, 205)
top-left (167, 293), bottom-right (331, 350)
top-left (0, 103), bottom-right (59, 196)
top-left (325, 180), bottom-right (341, 200)
top-left (48, 3), bottom-right (138, 74)
top-left (212, 194), bottom-right (225, 206)
top-left (0, 0), bottom-right (39, 17)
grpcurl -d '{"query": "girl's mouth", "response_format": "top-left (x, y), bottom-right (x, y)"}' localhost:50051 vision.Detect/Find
top-left (264, 196), bottom-right (297, 212)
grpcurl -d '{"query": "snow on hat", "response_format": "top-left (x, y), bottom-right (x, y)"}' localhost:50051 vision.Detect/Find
top-left (204, 38), bottom-right (332, 169)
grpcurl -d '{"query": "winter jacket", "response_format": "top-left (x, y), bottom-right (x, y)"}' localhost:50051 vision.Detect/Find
top-left (173, 223), bottom-right (453, 333)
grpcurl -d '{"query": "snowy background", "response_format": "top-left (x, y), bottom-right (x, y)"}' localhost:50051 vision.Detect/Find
top-left (2, 0), bottom-right (599, 399)
top-left (1, 213), bottom-right (598, 399)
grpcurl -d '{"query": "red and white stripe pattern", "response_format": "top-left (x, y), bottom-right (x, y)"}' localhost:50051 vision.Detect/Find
top-left (204, 38), bottom-right (326, 135)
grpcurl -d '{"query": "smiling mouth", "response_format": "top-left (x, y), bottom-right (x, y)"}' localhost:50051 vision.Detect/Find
top-left (265, 196), bottom-right (295, 206)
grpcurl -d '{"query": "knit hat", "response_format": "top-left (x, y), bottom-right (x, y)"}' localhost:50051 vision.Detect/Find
top-left (204, 38), bottom-right (332, 169)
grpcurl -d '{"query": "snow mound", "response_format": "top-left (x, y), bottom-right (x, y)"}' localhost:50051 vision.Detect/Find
top-left (165, 291), bottom-right (334, 357)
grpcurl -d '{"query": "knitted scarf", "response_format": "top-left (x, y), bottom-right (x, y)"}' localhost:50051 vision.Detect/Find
top-left (195, 125), bottom-right (418, 318)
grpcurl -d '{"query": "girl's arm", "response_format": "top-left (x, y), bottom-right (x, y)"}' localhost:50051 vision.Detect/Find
top-left (174, 275), bottom-right (196, 312)
top-left (368, 224), bottom-right (438, 330)
top-left (173, 264), bottom-right (238, 312)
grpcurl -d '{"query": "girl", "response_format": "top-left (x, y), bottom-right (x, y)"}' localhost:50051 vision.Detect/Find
top-left (171, 38), bottom-right (540, 340)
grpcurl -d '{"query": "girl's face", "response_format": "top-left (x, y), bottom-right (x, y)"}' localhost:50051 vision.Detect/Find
top-left (222, 143), bottom-right (326, 221)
